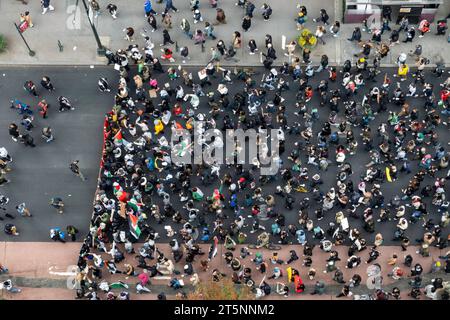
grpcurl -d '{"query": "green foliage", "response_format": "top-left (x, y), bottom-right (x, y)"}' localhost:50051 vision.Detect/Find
top-left (0, 35), bottom-right (7, 53)
top-left (297, 29), bottom-right (317, 50)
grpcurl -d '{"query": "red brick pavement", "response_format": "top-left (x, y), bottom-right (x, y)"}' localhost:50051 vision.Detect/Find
top-left (0, 241), bottom-right (446, 300)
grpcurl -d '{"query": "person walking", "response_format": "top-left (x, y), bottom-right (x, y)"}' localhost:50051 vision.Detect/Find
top-left (148, 14), bottom-right (158, 32)
top-left (23, 80), bottom-right (38, 97)
top-left (232, 31), bottom-right (242, 49)
top-left (123, 27), bottom-right (135, 41)
top-left (0, 148), bottom-right (12, 163)
top-left (40, 76), bottom-right (55, 92)
top-left (66, 225), bottom-right (79, 241)
top-left (21, 114), bottom-right (34, 132)
top-left (162, 12), bottom-right (173, 29)
top-left (164, 0), bottom-right (178, 14)
top-left (315, 25), bottom-right (327, 45)
top-left (161, 29), bottom-right (175, 46)
top-left (436, 19), bottom-right (448, 35)
top-left (9, 123), bottom-right (21, 142)
top-left (403, 26), bottom-right (415, 43)
top-left (16, 203), bottom-right (32, 217)
top-left (70, 160), bottom-right (86, 181)
top-left (348, 27), bottom-right (361, 42)
top-left (89, 0), bottom-right (100, 18)
top-left (58, 96), bottom-right (74, 112)
top-left (144, 0), bottom-right (157, 17)
top-left (41, 126), bottom-right (54, 143)
top-left (193, 9), bottom-right (203, 24)
top-left (193, 29), bottom-right (206, 45)
top-left (204, 22), bottom-right (217, 40)
top-left (106, 3), bottom-right (118, 19)
top-left (98, 77), bottom-right (111, 92)
top-left (41, 0), bottom-right (55, 14)
top-left (248, 39), bottom-right (258, 55)
top-left (38, 99), bottom-right (49, 119)
top-left (1, 280), bottom-right (21, 293)
top-left (263, 43), bottom-right (277, 60)
top-left (20, 133), bottom-right (36, 148)
top-left (20, 11), bottom-right (33, 28)
top-left (215, 8), bottom-right (226, 25)
top-left (296, 11), bottom-right (307, 30)
top-left (418, 19), bottom-right (430, 38)
top-left (180, 46), bottom-right (190, 63)
top-left (245, 1), bottom-right (256, 18)
top-left (180, 18), bottom-right (193, 38)
top-left (315, 54), bottom-right (329, 73)
top-left (242, 15), bottom-right (252, 32)
top-left (0, 157), bottom-right (11, 176)
top-left (50, 197), bottom-right (64, 214)
top-left (50, 228), bottom-right (66, 243)
top-left (0, 263), bottom-right (8, 274)
top-left (329, 21), bottom-right (340, 38)
top-left (0, 170), bottom-right (10, 187)
top-left (313, 9), bottom-right (329, 25)
top-left (261, 3), bottom-right (272, 21)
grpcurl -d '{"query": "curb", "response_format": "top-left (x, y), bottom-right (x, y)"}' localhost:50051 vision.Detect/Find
top-left (2, 270), bottom-right (449, 296)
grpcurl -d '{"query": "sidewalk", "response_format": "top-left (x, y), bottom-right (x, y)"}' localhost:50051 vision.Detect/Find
top-left (0, 0), bottom-right (333, 66)
top-left (0, 1), bottom-right (449, 67)
top-left (1, 241), bottom-right (448, 300)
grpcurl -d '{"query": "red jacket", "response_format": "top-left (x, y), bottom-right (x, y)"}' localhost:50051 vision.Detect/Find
top-left (294, 275), bottom-right (305, 293)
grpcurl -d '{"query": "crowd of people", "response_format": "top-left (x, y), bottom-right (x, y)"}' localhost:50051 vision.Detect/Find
top-left (69, 1), bottom-right (450, 300)
top-left (2, 0), bottom-right (450, 300)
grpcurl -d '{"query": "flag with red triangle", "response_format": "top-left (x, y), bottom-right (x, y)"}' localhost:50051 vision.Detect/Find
top-left (128, 212), bottom-right (141, 239)
top-left (114, 130), bottom-right (123, 143)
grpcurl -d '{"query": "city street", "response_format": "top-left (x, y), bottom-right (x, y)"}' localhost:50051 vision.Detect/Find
top-left (1, 65), bottom-right (449, 244)
top-left (0, 0), bottom-right (449, 303)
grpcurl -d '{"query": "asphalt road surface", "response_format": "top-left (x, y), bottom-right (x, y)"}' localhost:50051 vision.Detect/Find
top-left (0, 66), bottom-right (118, 241)
top-left (0, 65), bottom-right (449, 245)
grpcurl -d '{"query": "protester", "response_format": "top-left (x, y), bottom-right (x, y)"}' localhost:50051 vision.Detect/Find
top-left (41, 0), bottom-right (55, 15)
top-left (107, 3), bottom-right (118, 19)
top-left (70, 160), bottom-right (86, 181)
top-left (5, 1), bottom-right (449, 302)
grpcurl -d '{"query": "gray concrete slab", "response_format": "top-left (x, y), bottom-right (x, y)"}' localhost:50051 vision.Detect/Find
top-left (0, 0), bottom-right (334, 65)
top-left (1, 0), bottom-right (450, 66)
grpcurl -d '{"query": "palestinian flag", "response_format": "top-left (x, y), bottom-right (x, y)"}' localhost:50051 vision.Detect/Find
top-left (128, 213), bottom-right (141, 239)
top-left (114, 130), bottom-right (123, 143)
top-left (175, 121), bottom-right (183, 130)
top-left (208, 236), bottom-right (219, 261)
top-left (127, 198), bottom-right (140, 213)
top-left (110, 281), bottom-right (129, 289)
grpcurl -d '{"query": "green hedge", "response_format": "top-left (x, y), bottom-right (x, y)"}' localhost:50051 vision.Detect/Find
top-left (0, 35), bottom-right (7, 53)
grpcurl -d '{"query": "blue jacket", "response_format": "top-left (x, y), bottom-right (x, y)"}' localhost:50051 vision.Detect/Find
top-left (144, 0), bottom-right (152, 12)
